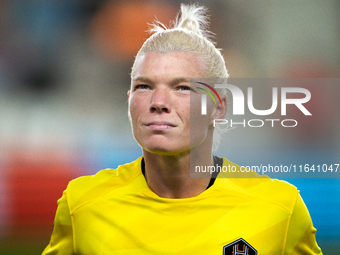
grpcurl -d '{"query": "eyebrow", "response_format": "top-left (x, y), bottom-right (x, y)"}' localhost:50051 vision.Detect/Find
top-left (133, 76), bottom-right (190, 85)
top-left (170, 77), bottom-right (190, 85)
top-left (133, 76), bottom-right (153, 84)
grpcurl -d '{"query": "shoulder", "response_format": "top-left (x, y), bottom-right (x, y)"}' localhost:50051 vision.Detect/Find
top-left (65, 157), bottom-right (144, 211)
top-left (218, 157), bottom-right (299, 213)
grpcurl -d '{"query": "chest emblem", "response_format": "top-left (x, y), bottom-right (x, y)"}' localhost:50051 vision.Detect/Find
top-left (223, 238), bottom-right (257, 255)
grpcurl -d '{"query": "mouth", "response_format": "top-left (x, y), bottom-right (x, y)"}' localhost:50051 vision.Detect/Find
top-left (145, 121), bottom-right (176, 131)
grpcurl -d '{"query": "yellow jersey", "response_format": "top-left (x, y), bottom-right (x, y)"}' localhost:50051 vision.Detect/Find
top-left (42, 157), bottom-right (322, 255)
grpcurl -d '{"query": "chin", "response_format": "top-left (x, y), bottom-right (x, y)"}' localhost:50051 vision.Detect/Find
top-left (142, 142), bottom-right (189, 156)
top-left (144, 145), bottom-right (177, 155)
top-left (135, 135), bottom-right (190, 155)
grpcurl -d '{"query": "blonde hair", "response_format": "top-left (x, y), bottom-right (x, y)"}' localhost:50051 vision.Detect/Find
top-left (131, 3), bottom-right (229, 150)
top-left (131, 3), bottom-right (229, 80)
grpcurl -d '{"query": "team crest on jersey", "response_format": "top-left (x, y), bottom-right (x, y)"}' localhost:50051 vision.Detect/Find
top-left (223, 238), bottom-right (257, 255)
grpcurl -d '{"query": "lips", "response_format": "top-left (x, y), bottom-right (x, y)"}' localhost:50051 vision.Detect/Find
top-left (145, 121), bottom-right (176, 131)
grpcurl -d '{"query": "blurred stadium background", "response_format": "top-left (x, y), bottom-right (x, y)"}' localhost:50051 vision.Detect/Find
top-left (0, 0), bottom-right (339, 254)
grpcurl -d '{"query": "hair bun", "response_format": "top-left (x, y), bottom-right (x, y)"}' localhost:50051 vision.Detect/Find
top-left (178, 18), bottom-right (200, 34)
top-left (175, 4), bottom-right (210, 38)
top-left (175, 4), bottom-right (209, 37)
top-left (148, 3), bottom-right (212, 40)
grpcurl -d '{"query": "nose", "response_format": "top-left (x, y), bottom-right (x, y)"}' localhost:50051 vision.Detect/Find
top-left (150, 87), bottom-right (171, 113)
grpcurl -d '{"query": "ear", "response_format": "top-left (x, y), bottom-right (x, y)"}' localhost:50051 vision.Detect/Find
top-left (210, 95), bottom-right (227, 124)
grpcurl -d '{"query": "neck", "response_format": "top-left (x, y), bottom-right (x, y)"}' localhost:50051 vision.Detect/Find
top-left (142, 139), bottom-right (214, 199)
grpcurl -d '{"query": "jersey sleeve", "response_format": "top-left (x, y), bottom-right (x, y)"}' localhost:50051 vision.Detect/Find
top-left (284, 193), bottom-right (322, 255)
top-left (42, 190), bottom-right (74, 255)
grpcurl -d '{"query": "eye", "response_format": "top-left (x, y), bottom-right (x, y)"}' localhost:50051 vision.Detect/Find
top-left (134, 84), bottom-right (150, 90)
top-left (177, 85), bottom-right (191, 91)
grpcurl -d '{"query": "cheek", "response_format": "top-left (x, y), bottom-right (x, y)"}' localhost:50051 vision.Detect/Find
top-left (129, 94), bottom-right (143, 112)
top-left (190, 113), bottom-right (211, 133)
top-left (189, 98), bottom-right (214, 126)
top-left (128, 99), bottom-right (142, 126)
top-left (189, 93), bottom-right (216, 118)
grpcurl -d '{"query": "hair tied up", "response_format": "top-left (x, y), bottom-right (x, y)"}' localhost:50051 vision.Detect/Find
top-left (148, 3), bottom-right (213, 41)
top-left (175, 3), bottom-right (210, 38)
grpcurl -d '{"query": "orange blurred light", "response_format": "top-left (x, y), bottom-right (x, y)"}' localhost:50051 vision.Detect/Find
top-left (90, 1), bottom-right (177, 60)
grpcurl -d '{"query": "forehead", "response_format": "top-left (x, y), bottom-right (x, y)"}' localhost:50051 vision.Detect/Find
top-left (132, 52), bottom-right (204, 82)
